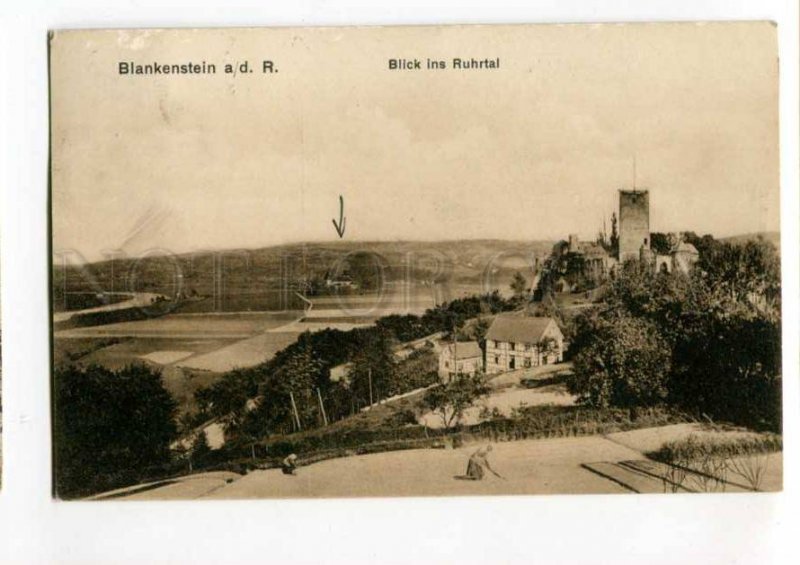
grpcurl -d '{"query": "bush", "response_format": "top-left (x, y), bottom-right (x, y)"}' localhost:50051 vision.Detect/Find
top-left (54, 364), bottom-right (178, 498)
top-left (648, 433), bottom-right (782, 464)
top-left (648, 433), bottom-right (782, 492)
top-left (254, 425), bottom-right (440, 460)
top-left (465, 405), bottom-right (686, 443)
top-left (569, 313), bottom-right (671, 408)
top-left (670, 313), bottom-right (782, 432)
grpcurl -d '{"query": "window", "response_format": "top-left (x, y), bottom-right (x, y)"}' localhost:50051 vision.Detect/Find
top-left (510, 342), bottom-right (516, 351)
top-left (524, 358), bottom-right (531, 368)
top-left (494, 355), bottom-right (499, 364)
top-left (444, 361), bottom-right (449, 368)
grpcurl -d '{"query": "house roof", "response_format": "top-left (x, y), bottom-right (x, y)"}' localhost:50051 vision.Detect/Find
top-left (443, 341), bottom-right (483, 359)
top-left (485, 316), bottom-right (557, 344)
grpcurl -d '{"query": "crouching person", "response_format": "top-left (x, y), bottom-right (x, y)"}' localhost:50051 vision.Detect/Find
top-left (281, 453), bottom-right (299, 475)
top-left (457, 445), bottom-right (504, 480)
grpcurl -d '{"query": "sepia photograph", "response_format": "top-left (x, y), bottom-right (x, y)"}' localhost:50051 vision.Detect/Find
top-left (49, 22), bottom-right (781, 500)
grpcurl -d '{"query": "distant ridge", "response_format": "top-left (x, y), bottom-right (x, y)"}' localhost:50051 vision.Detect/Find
top-left (720, 231), bottom-right (780, 249)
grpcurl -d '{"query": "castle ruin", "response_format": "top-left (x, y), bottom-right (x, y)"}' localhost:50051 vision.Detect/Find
top-left (618, 189), bottom-right (650, 262)
top-left (617, 189), bottom-right (698, 274)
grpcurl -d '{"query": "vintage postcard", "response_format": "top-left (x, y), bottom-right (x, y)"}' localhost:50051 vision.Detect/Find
top-left (49, 23), bottom-right (781, 500)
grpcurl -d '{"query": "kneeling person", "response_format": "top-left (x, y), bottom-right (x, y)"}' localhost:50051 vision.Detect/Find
top-left (281, 453), bottom-right (298, 475)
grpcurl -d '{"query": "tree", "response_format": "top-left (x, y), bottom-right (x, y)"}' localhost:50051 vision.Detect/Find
top-left (472, 315), bottom-right (492, 343)
top-left (665, 264), bottom-right (781, 431)
top-left (192, 428), bottom-right (212, 460)
top-left (195, 367), bottom-right (259, 428)
top-left (682, 231), bottom-right (718, 259)
top-left (510, 271), bottom-right (528, 297)
top-left (571, 237), bottom-right (782, 431)
top-left (669, 307), bottom-right (781, 431)
top-left (569, 313), bottom-right (671, 408)
top-left (696, 238), bottom-right (780, 310)
top-left (649, 232), bottom-right (672, 255)
top-left (54, 364), bottom-right (178, 498)
top-left (349, 328), bottom-right (397, 404)
top-left (251, 344), bottom-right (327, 434)
top-left (422, 374), bottom-right (490, 430)
top-left (529, 292), bottom-right (565, 326)
top-left (537, 337), bottom-right (560, 360)
top-left (609, 212), bottom-right (619, 255)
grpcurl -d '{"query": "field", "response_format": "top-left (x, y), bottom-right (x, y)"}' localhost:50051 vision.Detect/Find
top-left (54, 311), bottom-right (300, 339)
top-left (53, 312), bottom-right (308, 414)
top-left (63, 337), bottom-right (240, 370)
top-left (54, 312), bottom-right (302, 370)
top-left (177, 332), bottom-right (301, 372)
top-left (49, 286), bottom-right (452, 416)
top-left (52, 276), bottom-right (511, 376)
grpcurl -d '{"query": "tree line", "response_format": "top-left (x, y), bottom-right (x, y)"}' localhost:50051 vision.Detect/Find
top-left (568, 236), bottom-right (781, 432)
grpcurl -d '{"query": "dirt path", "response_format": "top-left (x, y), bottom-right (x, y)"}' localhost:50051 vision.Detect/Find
top-left (90, 471), bottom-right (242, 501)
top-left (142, 436), bottom-right (640, 500)
top-left (99, 428), bottom-right (782, 500)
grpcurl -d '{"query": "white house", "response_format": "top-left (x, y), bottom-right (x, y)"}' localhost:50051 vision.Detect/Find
top-left (484, 316), bottom-right (564, 374)
top-left (438, 341), bottom-right (483, 382)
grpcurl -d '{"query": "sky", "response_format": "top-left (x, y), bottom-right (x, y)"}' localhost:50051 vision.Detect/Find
top-left (50, 22), bottom-right (779, 263)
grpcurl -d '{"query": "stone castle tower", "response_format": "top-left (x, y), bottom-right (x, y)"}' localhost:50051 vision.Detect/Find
top-left (618, 189), bottom-right (650, 262)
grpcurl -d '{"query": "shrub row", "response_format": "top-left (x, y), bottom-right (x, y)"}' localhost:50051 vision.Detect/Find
top-left (461, 405), bottom-right (688, 443)
top-left (215, 405), bottom-right (686, 470)
top-left (647, 433), bottom-right (783, 464)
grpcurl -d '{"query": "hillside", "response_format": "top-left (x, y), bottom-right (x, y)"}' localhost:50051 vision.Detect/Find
top-left (720, 231), bottom-right (780, 250)
top-left (53, 239), bottom-right (557, 313)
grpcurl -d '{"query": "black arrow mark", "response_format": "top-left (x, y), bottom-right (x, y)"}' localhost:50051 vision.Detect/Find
top-left (332, 195), bottom-right (346, 238)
